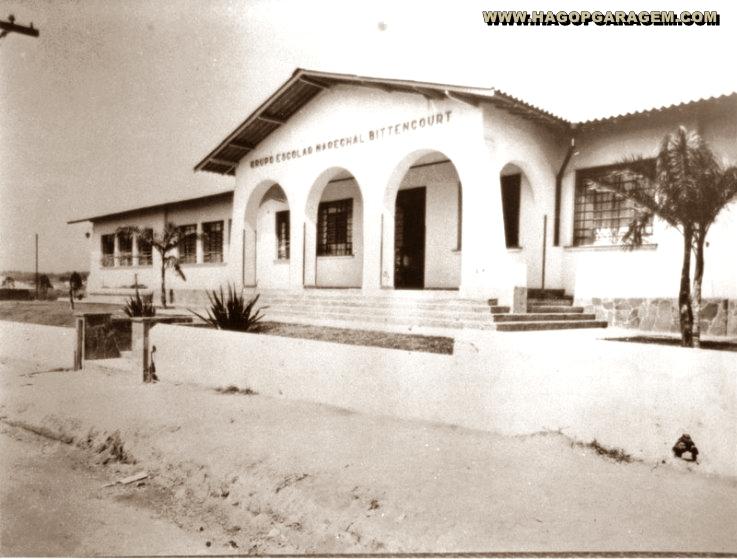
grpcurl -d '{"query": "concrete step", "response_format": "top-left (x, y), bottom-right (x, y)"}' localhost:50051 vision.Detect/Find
top-left (494, 320), bottom-right (608, 332)
top-left (527, 288), bottom-right (566, 299)
top-left (527, 297), bottom-right (573, 306)
top-left (264, 307), bottom-right (498, 331)
top-left (258, 297), bottom-right (497, 314)
top-left (491, 313), bottom-right (597, 323)
top-left (527, 305), bottom-right (584, 313)
top-left (263, 304), bottom-right (501, 324)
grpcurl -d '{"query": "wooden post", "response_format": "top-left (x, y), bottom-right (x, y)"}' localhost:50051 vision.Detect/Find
top-left (74, 316), bottom-right (84, 370)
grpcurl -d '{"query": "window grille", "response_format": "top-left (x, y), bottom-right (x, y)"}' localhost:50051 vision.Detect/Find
top-left (117, 231), bottom-right (133, 266)
top-left (101, 234), bottom-right (115, 267)
top-left (276, 211), bottom-right (290, 260)
top-left (202, 221), bottom-right (224, 263)
top-left (137, 229), bottom-right (153, 266)
top-left (177, 224), bottom-right (197, 264)
top-left (573, 161), bottom-right (654, 246)
top-left (317, 198), bottom-right (353, 256)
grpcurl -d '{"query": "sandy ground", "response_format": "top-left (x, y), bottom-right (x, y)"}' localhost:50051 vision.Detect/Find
top-left (0, 426), bottom-right (210, 556)
top-left (1, 356), bottom-right (736, 555)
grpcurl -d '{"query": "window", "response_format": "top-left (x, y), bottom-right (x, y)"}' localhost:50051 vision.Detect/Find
top-left (202, 221), bottom-right (224, 263)
top-left (177, 224), bottom-right (197, 264)
top-left (117, 230), bottom-right (133, 266)
top-left (573, 162), bottom-right (654, 246)
top-left (276, 210), bottom-right (290, 260)
top-left (101, 234), bottom-right (115, 267)
top-left (501, 174), bottom-right (521, 248)
top-left (137, 229), bottom-right (153, 266)
top-left (317, 198), bottom-right (352, 256)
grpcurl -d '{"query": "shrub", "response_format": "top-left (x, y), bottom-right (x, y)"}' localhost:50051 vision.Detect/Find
top-left (123, 289), bottom-right (156, 317)
top-left (191, 285), bottom-right (265, 332)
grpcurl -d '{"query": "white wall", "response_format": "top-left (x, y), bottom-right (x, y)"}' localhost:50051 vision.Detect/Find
top-left (314, 179), bottom-right (363, 288)
top-left (88, 195), bottom-right (233, 295)
top-left (256, 195), bottom-right (290, 289)
top-left (561, 105), bottom-right (737, 299)
top-left (229, 83), bottom-right (506, 298)
top-left (152, 324), bottom-right (737, 477)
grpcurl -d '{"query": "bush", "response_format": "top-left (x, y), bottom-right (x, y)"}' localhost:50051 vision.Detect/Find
top-left (191, 285), bottom-right (265, 332)
top-left (122, 289), bottom-right (156, 317)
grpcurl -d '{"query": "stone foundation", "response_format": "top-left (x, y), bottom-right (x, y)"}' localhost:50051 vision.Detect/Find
top-left (578, 297), bottom-right (737, 337)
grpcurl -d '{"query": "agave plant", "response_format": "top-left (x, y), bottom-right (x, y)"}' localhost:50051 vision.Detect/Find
top-left (191, 285), bottom-right (266, 332)
top-left (123, 289), bottom-right (156, 317)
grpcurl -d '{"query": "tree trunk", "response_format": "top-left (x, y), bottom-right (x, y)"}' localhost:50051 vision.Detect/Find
top-left (692, 233), bottom-right (706, 349)
top-left (678, 226), bottom-right (694, 347)
top-left (160, 262), bottom-right (167, 309)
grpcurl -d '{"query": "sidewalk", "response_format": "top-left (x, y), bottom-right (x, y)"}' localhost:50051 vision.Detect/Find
top-left (1, 356), bottom-right (736, 554)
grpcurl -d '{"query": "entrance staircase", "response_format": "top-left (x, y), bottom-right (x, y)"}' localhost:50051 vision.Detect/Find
top-left (84, 287), bottom-right (607, 332)
top-left (252, 288), bottom-right (607, 333)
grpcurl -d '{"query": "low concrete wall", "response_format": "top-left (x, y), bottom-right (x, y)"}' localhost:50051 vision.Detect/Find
top-left (151, 324), bottom-right (737, 477)
top-left (0, 320), bottom-right (73, 367)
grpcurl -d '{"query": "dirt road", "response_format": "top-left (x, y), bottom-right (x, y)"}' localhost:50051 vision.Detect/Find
top-left (2, 357), bottom-right (737, 554)
top-left (0, 427), bottom-right (211, 556)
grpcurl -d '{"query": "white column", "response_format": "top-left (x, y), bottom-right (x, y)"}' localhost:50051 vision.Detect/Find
top-left (113, 234), bottom-right (120, 267)
top-left (456, 145), bottom-right (511, 302)
top-left (288, 206), bottom-right (307, 290)
top-left (131, 232), bottom-right (139, 266)
top-left (361, 195), bottom-right (383, 292)
top-left (195, 222), bottom-right (203, 264)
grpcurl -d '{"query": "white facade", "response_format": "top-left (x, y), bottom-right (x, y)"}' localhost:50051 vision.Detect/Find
top-left (84, 193), bottom-right (233, 294)
top-left (79, 72), bottom-right (737, 316)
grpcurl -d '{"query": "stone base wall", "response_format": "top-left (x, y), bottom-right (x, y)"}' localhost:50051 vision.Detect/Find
top-left (578, 297), bottom-right (737, 337)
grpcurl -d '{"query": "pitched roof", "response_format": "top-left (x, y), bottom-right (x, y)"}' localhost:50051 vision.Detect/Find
top-left (67, 190), bottom-right (233, 224)
top-left (195, 68), bottom-right (737, 176)
top-left (194, 68), bottom-right (569, 176)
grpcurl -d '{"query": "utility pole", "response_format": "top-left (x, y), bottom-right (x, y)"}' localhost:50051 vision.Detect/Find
top-left (0, 14), bottom-right (39, 40)
top-left (35, 233), bottom-right (39, 299)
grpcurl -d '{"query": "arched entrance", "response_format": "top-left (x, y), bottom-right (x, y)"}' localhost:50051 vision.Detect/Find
top-left (500, 163), bottom-right (543, 288)
top-left (384, 151), bottom-right (462, 290)
top-left (243, 181), bottom-right (291, 288)
top-left (304, 168), bottom-right (363, 288)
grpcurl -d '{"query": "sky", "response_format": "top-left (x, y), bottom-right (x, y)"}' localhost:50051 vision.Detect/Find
top-left (1, 0), bottom-right (736, 272)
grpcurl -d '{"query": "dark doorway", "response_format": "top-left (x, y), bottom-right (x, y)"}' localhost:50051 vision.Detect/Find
top-left (501, 174), bottom-right (521, 248)
top-left (394, 187), bottom-right (426, 289)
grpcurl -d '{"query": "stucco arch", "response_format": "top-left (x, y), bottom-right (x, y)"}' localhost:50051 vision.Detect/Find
top-left (381, 149), bottom-right (463, 289)
top-left (498, 161), bottom-right (545, 288)
top-left (303, 166), bottom-right (364, 288)
top-left (242, 179), bottom-right (292, 287)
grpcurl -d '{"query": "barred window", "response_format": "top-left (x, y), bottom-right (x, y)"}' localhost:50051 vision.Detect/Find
top-left (573, 162), bottom-right (654, 246)
top-left (177, 224), bottom-right (197, 264)
top-left (276, 210), bottom-right (290, 260)
top-left (318, 198), bottom-right (352, 256)
top-left (202, 221), bottom-right (223, 263)
top-left (117, 231), bottom-right (133, 266)
top-left (101, 234), bottom-right (115, 267)
top-left (137, 229), bottom-right (153, 266)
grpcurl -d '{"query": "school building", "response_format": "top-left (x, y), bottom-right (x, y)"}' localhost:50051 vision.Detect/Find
top-left (69, 69), bottom-right (737, 334)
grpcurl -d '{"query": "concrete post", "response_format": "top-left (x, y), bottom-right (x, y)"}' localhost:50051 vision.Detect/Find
top-left (511, 286), bottom-right (528, 314)
top-left (74, 316), bottom-right (84, 370)
top-left (130, 318), bottom-right (154, 383)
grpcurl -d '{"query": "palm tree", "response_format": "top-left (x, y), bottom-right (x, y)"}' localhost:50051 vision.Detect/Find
top-left (117, 223), bottom-right (193, 308)
top-left (597, 127), bottom-right (737, 347)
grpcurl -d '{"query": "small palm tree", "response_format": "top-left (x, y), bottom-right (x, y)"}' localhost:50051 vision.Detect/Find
top-left (597, 127), bottom-right (737, 347)
top-left (117, 223), bottom-right (193, 308)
